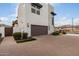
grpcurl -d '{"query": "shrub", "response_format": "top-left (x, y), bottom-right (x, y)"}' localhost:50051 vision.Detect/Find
top-left (16, 37), bottom-right (37, 43)
top-left (62, 31), bottom-right (66, 34)
top-left (13, 32), bottom-right (28, 40)
top-left (0, 33), bottom-right (2, 38)
top-left (13, 32), bottom-right (21, 40)
top-left (27, 37), bottom-right (36, 40)
top-left (51, 31), bottom-right (60, 36)
top-left (23, 33), bottom-right (28, 39)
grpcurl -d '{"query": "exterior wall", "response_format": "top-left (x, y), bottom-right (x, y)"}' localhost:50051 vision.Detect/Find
top-left (0, 27), bottom-right (5, 37)
top-left (13, 3), bottom-right (55, 36)
top-left (26, 3), bottom-right (49, 26)
top-left (13, 25), bottom-right (20, 33)
top-left (48, 4), bottom-right (54, 34)
top-left (13, 3), bottom-right (31, 37)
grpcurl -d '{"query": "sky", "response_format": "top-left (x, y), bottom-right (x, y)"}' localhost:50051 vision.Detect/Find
top-left (0, 3), bottom-right (79, 26)
top-left (0, 3), bottom-right (18, 25)
top-left (53, 3), bottom-right (79, 27)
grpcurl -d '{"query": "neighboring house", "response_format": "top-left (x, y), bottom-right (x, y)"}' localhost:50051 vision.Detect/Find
top-left (55, 25), bottom-right (79, 33)
top-left (13, 3), bottom-right (56, 37)
top-left (0, 21), bottom-right (13, 37)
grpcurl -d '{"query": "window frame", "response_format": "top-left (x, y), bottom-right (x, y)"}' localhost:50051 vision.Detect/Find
top-left (37, 10), bottom-right (40, 15)
top-left (31, 8), bottom-right (36, 14)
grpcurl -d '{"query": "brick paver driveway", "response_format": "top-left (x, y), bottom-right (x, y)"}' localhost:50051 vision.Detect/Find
top-left (0, 35), bottom-right (79, 56)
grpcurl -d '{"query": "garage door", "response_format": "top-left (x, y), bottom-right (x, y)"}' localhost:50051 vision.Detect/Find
top-left (31, 25), bottom-right (48, 36)
top-left (5, 27), bottom-right (13, 36)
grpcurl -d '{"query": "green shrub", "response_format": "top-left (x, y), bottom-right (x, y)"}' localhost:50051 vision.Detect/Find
top-left (0, 33), bottom-right (2, 38)
top-left (13, 32), bottom-right (28, 40)
top-left (16, 37), bottom-right (37, 43)
top-left (51, 31), bottom-right (60, 36)
top-left (23, 33), bottom-right (28, 39)
top-left (27, 37), bottom-right (36, 40)
top-left (13, 32), bottom-right (21, 40)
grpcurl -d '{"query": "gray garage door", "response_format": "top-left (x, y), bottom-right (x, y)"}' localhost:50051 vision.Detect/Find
top-left (31, 25), bottom-right (48, 36)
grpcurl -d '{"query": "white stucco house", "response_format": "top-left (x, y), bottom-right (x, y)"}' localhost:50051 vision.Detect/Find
top-left (13, 3), bottom-right (56, 37)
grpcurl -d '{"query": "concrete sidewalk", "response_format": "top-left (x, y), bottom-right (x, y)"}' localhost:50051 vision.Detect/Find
top-left (66, 34), bottom-right (79, 36)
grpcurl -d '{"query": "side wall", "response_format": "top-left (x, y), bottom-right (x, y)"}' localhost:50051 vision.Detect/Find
top-left (13, 3), bottom-right (31, 37)
top-left (26, 3), bottom-right (49, 26)
top-left (48, 4), bottom-right (54, 34)
top-left (0, 27), bottom-right (5, 37)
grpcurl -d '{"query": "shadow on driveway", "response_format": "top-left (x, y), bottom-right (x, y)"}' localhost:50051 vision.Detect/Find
top-left (0, 38), bottom-right (4, 44)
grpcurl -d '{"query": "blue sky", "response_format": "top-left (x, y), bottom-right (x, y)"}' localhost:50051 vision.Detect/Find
top-left (0, 3), bottom-right (79, 26)
top-left (0, 3), bottom-right (17, 25)
top-left (53, 3), bottom-right (79, 26)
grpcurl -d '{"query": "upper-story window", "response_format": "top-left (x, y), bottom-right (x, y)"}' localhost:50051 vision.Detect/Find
top-left (31, 3), bottom-right (42, 15)
top-left (31, 8), bottom-right (35, 13)
top-left (37, 10), bottom-right (40, 15)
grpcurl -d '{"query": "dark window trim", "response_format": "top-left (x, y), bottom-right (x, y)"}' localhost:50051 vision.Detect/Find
top-left (31, 8), bottom-right (35, 13)
top-left (31, 3), bottom-right (43, 9)
top-left (37, 10), bottom-right (40, 15)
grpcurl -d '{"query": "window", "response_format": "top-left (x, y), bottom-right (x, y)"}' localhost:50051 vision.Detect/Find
top-left (31, 4), bottom-right (41, 15)
top-left (52, 17), bottom-right (54, 25)
top-left (37, 10), bottom-right (40, 15)
top-left (31, 8), bottom-right (35, 13)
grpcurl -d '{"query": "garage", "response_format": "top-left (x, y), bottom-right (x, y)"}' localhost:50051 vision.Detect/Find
top-left (31, 25), bottom-right (48, 36)
top-left (5, 27), bottom-right (13, 36)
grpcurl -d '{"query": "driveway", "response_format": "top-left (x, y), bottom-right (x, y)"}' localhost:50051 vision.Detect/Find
top-left (0, 35), bottom-right (79, 56)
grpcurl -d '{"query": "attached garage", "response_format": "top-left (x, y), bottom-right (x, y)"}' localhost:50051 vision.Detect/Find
top-left (31, 25), bottom-right (48, 36)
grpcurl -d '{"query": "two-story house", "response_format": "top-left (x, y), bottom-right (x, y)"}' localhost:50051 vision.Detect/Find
top-left (13, 3), bottom-right (56, 37)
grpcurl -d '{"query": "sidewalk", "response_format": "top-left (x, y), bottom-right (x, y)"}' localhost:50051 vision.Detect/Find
top-left (66, 34), bottom-right (79, 36)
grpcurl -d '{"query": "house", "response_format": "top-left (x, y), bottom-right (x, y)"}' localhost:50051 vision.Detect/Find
top-left (55, 25), bottom-right (79, 33)
top-left (13, 3), bottom-right (56, 37)
top-left (0, 20), bottom-right (13, 37)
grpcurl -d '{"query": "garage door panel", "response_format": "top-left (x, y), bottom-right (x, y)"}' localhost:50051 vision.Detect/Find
top-left (31, 25), bottom-right (48, 36)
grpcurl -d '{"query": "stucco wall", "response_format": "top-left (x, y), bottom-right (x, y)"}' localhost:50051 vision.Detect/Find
top-left (25, 3), bottom-right (49, 26)
top-left (0, 27), bottom-right (5, 37)
top-left (48, 4), bottom-right (54, 34)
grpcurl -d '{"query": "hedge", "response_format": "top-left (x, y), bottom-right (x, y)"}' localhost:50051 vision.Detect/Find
top-left (13, 32), bottom-right (28, 40)
top-left (51, 31), bottom-right (60, 36)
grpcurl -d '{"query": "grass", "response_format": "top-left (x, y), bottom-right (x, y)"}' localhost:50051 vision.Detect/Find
top-left (15, 38), bottom-right (37, 43)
